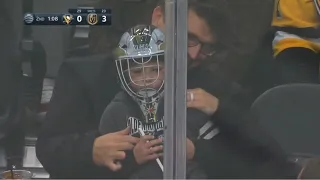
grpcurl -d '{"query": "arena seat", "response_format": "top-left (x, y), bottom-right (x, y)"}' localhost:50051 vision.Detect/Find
top-left (251, 84), bottom-right (320, 165)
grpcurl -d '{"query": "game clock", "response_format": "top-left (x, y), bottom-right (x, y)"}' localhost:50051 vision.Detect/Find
top-left (23, 8), bottom-right (112, 26)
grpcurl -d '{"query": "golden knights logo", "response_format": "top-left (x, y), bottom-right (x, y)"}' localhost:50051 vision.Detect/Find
top-left (87, 13), bottom-right (98, 25)
top-left (131, 25), bottom-right (153, 50)
top-left (143, 103), bottom-right (157, 123)
top-left (117, 24), bottom-right (164, 56)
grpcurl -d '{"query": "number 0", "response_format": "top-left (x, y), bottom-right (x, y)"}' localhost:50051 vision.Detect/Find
top-left (77, 15), bottom-right (82, 22)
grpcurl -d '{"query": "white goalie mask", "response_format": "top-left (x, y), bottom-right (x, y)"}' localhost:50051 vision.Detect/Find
top-left (114, 25), bottom-right (165, 124)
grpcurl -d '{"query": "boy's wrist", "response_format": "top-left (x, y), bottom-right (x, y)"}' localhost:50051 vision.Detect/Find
top-left (187, 138), bottom-right (195, 160)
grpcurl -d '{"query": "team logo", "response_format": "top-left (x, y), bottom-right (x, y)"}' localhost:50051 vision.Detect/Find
top-left (24, 13), bottom-right (34, 24)
top-left (145, 104), bottom-right (155, 115)
top-left (62, 14), bottom-right (73, 25)
top-left (87, 13), bottom-right (98, 25)
top-left (142, 103), bottom-right (158, 124)
top-left (132, 34), bottom-right (151, 50)
top-left (132, 25), bottom-right (152, 50)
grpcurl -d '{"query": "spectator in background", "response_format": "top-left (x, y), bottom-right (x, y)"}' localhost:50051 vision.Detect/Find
top-left (0, 5), bottom-right (16, 125)
top-left (0, 6), bottom-right (25, 169)
top-left (272, 0), bottom-right (320, 83)
top-left (36, 0), bottom-right (298, 178)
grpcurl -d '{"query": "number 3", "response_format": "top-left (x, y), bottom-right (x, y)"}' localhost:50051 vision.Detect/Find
top-left (102, 15), bottom-right (107, 23)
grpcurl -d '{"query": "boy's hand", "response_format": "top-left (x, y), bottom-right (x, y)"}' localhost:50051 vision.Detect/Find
top-left (133, 135), bottom-right (163, 165)
top-left (186, 138), bottom-right (195, 160)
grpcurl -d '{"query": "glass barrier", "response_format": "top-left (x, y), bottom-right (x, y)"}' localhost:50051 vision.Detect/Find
top-left (163, 0), bottom-right (188, 179)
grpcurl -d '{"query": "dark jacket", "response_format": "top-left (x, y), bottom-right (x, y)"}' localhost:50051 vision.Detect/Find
top-left (0, 46), bottom-right (25, 168)
top-left (99, 91), bottom-right (208, 179)
top-left (36, 54), bottom-right (298, 178)
top-left (0, 8), bottom-right (24, 146)
top-left (189, 62), bottom-right (298, 178)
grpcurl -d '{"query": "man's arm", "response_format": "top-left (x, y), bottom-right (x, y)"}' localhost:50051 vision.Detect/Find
top-left (35, 63), bottom-right (118, 179)
top-left (99, 92), bottom-right (131, 134)
top-left (99, 96), bottom-right (144, 177)
top-left (187, 94), bottom-right (298, 178)
top-left (186, 108), bottom-right (213, 141)
top-left (186, 108), bottom-right (234, 175)
top-left (211, 99), bottom-right (299, 178)
top-left (186, 108), bottom-right (216, 161)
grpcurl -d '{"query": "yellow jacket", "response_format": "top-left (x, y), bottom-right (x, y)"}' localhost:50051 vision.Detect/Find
top-left (272, 0), bottom-right (320, 56)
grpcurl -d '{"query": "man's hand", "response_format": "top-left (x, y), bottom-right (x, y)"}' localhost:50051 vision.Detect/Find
top-left (133, 135), bottom-right (163, 165)
top-left (93, 127), bottom-right (139, 171)
top-left (187, 88), bottom-right (219, 116)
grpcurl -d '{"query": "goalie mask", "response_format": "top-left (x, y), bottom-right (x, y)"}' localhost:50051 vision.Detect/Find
top-left (114, 25), bottom-right (165, 124)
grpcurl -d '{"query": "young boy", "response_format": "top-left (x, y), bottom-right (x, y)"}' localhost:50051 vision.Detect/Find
top-left (99, 25), bottom-right (209, 179)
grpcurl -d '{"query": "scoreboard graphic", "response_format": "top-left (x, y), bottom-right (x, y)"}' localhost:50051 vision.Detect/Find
top-left (24, 8), bottom-right (111, 26)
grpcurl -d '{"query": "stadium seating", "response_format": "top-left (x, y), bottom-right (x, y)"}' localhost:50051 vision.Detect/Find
top-left (251, 84), bottom-right (320, 165)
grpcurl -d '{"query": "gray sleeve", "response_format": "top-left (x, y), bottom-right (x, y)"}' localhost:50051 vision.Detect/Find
top-left (99, 92), bottom-right (131, 135)
top-left (186, 108), bottom-right (211, 141)
top-left (156, 97), bottom-right (211, 140)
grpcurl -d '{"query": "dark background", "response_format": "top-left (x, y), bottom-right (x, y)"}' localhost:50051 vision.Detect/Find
top-left (2, 0), bottom-right (275, 78)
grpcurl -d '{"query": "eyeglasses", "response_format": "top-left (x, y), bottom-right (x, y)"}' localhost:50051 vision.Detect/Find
top-left (188, 33), bottom-right (223, 56)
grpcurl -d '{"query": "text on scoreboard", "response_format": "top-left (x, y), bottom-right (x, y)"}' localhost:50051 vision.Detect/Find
top-left (23, 8), bottom-right (111, 26)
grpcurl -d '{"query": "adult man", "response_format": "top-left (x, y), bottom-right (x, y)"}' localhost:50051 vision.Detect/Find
top-left (36, 0), bottom-right (298, 178)
top-left (0, 7), bottom-right (25, 169)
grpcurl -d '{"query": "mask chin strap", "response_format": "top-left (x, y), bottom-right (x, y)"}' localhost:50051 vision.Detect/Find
top-left (135, 89), bottom-right (162, 124)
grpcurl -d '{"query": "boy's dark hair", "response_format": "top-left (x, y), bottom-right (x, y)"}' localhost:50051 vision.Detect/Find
top-left (156, 0), bottom-right (239, 53)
